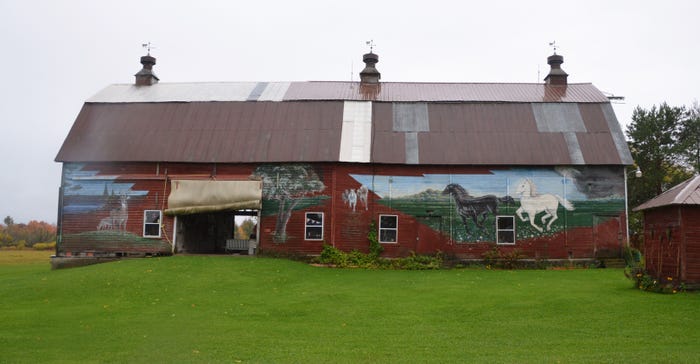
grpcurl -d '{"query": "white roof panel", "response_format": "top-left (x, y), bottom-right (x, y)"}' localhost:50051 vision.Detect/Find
top-left (88, 82), bottom-right (266, 103)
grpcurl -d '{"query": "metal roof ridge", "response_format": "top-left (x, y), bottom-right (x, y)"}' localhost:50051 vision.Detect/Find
top-left (105, 81), bottom-right (297, 86)
top-left (304, 80), bottom-right (595, 85)
top-left (102, 80), bottom-right (596, 86)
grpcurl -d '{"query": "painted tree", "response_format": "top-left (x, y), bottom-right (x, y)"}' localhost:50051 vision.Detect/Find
top-left (252, 164), bottom-right (325, 240)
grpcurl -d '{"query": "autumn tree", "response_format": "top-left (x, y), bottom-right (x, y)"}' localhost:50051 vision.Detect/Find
top-left (252, 164), bottom-right (325, 240)
top-left (0, 217), bottom-right (56, 247)
top-left (235, 219), bottom-right (257, 240)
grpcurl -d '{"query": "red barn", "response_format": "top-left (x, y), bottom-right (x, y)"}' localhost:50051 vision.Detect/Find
top-left (54, 51), bottom-right (633, 264)
top-left (634, 175), bottom-right (700, 289)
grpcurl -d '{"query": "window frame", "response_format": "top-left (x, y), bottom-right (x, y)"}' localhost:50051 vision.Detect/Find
top-left (143, 210), bottom-right (162, 238)
top-left (378, 214), bottom-right (398, 244)
top-left (305, 212), bottom-right (324, 241)
top-left (496, 215), bottom-right (516, 245)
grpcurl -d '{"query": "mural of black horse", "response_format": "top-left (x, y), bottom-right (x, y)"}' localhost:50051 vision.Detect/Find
top-left (442, 183), bottom-right (515, 233)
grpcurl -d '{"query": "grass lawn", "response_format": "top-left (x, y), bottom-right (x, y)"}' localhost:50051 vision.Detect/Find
top-left (1, 252), bottom-right (699, 363)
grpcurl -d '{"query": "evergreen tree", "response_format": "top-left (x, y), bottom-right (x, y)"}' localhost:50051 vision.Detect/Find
top-left (677, 101), bottom-right (700, 174)
top-left (626, 103), bottom-right (691, 208)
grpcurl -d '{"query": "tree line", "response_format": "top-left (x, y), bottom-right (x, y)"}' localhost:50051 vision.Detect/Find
top-left (626, 101), bottom-right (700, 238)
top-left (0, 216), bottom-right (56, 249)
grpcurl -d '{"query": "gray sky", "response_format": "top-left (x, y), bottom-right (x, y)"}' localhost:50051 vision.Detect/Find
top-left (1, 0), bottom-right (698, 224)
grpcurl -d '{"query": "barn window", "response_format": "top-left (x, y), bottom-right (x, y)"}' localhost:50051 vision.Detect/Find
top-left (143, 210), bottom-right (162, 238)
top-left (379, 215), bottom-right (398, 243)
top-left (496, 216), bottom-right (515, 245)
top-left (305, 212), bottom-right (324, 240)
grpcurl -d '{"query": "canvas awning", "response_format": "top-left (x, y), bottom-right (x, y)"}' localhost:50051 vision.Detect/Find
top-left (165, 180), bottom-right (262, 216)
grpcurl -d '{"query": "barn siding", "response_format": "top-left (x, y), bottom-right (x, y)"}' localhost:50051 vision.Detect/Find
top-left (58, 162), bottom-right (626, 260)
top-left (642, 207), bottom-right (682, 281)
top-left (681, 208), bottom-right (700, 284)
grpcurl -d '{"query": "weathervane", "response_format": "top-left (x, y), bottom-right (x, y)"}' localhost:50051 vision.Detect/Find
top-left (366, 40), bottom-right (376, 53)
top-left (549, 41), bottom-right (558, 55)
top-left (142, 42), bottom-right (155, 55)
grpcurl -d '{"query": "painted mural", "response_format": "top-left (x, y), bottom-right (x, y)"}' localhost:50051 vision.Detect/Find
top-left (60, 163), bottom-right (169, 254)
top-left (514, 178), bottom-right (575, 232)
top-left (252, 164), bottom-right (326, 241)
top-left (349, 166), bottom-right (625, 243)
top-left (60, 162), bottom-right (625, 255)
top-left (442, 183), bottom-right (515, 233)
top-left (342, 186), bottom-right (369, 212)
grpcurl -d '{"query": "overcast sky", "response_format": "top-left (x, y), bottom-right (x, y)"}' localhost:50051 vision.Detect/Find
top-left (1, 0), bottom-right (698, 224)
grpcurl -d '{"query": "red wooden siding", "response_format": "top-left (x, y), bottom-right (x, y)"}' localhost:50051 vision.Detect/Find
top-left (681, 208), bottom-right (700, 283)
top-left (59, 162), bottom-right (626, 261)
top-left (642, 207), bottom-right (683, 282)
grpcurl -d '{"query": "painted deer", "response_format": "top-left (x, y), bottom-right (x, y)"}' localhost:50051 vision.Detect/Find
top-left (110, 194), bottom-right (129, 233)
top-left (97, 217), bottom-right (113, 230)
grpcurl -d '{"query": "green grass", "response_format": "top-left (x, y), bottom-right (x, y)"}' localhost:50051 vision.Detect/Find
top-left (1, 254), bottom-right (699, 363)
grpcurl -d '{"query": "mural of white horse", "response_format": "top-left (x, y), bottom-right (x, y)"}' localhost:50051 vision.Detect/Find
top-left (515, 179), bottom-right (574, 232)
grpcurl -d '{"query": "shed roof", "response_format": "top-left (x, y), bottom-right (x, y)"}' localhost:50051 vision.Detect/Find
top-left (56, 81), bottom-right (633, 166)
top-left (634, 175), bottom-right (700, 211)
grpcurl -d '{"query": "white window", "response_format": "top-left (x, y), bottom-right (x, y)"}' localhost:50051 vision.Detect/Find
top-left (305, 212), bottom-right (323, 240)
top-left (143, 210), bottom-right (162, 238)
top-left (379, 215), bottom-right (398, 243)
top-left (496, 216), bottom-right (515, 245)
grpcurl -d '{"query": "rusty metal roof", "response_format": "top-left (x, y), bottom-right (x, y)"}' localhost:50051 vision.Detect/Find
top-left (56, 101), bottom-right (344, 163)
top-left (634, 175), bottom-right (700, 211)
top-left (57, 81), bottom-right (631, 165)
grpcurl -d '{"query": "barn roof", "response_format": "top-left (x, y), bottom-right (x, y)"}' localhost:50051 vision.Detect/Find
top-left (634, 175), bottom-right (700, 211)
top-left (85, 81), bottom-right (610, 103)
top-left (56, 58), bottom-right (633, 166)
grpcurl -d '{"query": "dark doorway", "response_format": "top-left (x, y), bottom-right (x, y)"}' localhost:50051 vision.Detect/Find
top-left (175, 209), bottom-right (259, 254)
top-left (176, 212), bottom-right (234, 254)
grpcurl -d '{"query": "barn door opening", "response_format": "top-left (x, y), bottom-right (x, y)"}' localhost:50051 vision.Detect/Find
top-left (165, 179), bottom-right (262, 255)
top-left (174, 209), bottom-right (259, 254)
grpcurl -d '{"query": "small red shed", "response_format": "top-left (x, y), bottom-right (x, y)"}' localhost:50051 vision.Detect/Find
top-left (634, 175), bottom-right (700, 289)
